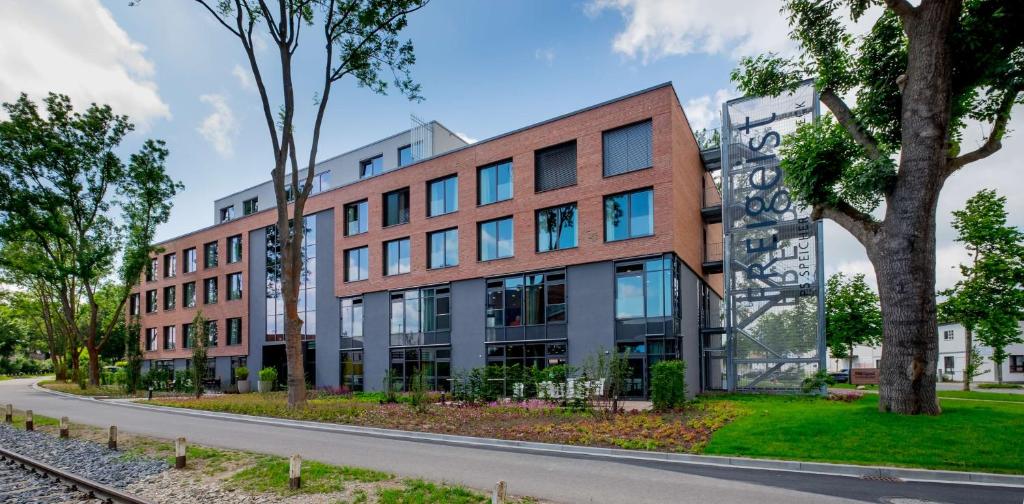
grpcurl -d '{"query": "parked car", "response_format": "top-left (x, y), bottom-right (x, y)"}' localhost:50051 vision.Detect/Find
top-left (829, 369), bottom-right (850, 383)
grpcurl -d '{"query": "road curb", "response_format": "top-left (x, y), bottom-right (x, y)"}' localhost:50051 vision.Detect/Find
top-left (29, 381), bottom-right (1024, 488)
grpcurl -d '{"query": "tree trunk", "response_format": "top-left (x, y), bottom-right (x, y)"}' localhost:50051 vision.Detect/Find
top-left (963, 327), bottom-right (972, 391)
top-left (995, 359), bottom-right (1003, 384)
top-left (87, 345), bottom-right (100, 386)
top-left (871, 0), bottom-right (958, 416)
top-left (281, 227), bottom-right (307, 408)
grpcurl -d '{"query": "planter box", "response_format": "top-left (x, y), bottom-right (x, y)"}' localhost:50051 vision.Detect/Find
top-left (258, 380), bottom-right (273, 393)
top-left (237, 380), bottom-right (251, 393)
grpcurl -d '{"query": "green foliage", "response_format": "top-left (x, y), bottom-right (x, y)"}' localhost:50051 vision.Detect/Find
top-left (825, 272), bottom-right (882, 365)
top-left (190, 311), bottom-right (209, 398)
top-left (258, 367), bottom-right (278, 383)
top-left (235, 366), bottom-right (249, 381)
top-left (228, 455), bottom-right (391, 496)
top-left (941, 190), bottom-right (1024, 382)
top-left (801, 370), bottom-right (835, 393)
top-left (378, 479), bottom-right (486, 504)
top-left (124, 318), bottom-right (143, 394)
top-left (407, 366), bottom-right (429, 412)
top-left (650, 360), bottom-right (687, 411)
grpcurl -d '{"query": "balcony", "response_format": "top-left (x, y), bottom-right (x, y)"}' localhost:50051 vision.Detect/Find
top-left (701, 172), bottom-right (722, 224)
top-left (700, 147), bottom-right (721, 172)
top-left (703, 240), bottom-right (723, 274)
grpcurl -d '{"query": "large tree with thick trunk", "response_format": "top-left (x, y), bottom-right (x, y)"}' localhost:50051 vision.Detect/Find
top-left (187, 0), bottom-right (426, 408)
top-left (732, 0), bottom-right (1023, 414)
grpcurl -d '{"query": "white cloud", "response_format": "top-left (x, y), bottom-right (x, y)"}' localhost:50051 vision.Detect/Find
top-left (535, 48), bottom-right (556, 67)
top-left (0, 1), bottom-right (170, 128)
top-left (232, 64), bottom-right (255, 91)
top-left (455, 132), bottom-right (478, 144)
top-left (586, 0), bottom-right (794, 62)
top-left (197, 94), bottom-right (238, 158)
top-left (684, 88), bottom-right (735, 132)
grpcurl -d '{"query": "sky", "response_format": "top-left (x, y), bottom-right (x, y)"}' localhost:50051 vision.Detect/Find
top-left (1, 0), bottom-right (1020, 293)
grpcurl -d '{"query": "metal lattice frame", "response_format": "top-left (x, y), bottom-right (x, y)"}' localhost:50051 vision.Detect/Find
top-left (721, 81), bottom-right (826, 392)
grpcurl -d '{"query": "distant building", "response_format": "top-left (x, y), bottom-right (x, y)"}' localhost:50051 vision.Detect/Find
top-left (828, 321), bottom-right (1024, 383)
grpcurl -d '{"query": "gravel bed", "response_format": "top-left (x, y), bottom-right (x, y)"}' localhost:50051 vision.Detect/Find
top-left (0, 424), bottom-right (167, 489)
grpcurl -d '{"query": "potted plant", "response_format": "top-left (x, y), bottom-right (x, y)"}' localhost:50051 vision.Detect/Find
top-left (235, 366), bottom-right (250, 393)
top-left (258, 367), bottom-right (277, 393)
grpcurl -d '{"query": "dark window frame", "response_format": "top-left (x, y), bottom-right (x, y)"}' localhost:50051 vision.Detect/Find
top-left (204, 277), bottom-right (218, 304)
top-left (478, 216), bottom-right (514, 261)
top-left (360, 154), bottom-right (384, 178)
top-left (344, 246), bottom-right (369, 282)
top-left (535, 202), bottom-right (578, 253)
top-left (1010, 355), bottom-right (1024, 373)
top-left (164, 253), bottom-right (177, 278)
top-left (183, 282), bottom-right (196, 308)
top-left (601, 119), bottom-right (654, 177)
top-left (243, 197), bottom-right (259, 215)
top-left (397, 144), bottom-right (413, 167)
top-left (204, 241), bottom-right (219, 268)
top-left (227, 235), bottom-right (243, 263)
top-left (227, 318), bottom-right (242, 346)
top-left (343, 199), bottom-right (369, 236)
top-left (382, 187), bottom-right (411, 227)
top-left (428, 227), bottom-right (459, 270)
top-left (226, 272), bottom-right (243, 300)
top-left (162, 285), bottom-right (176, 311)
top-left (477, 159), bottom-right (513, 206)
top-left (603, 187), bottom-right (655, 242)
top-left (427, 174), bottom-right (458, 217)
top-left (184, 247), bottom-right (197, 273)
top-left (383, 237), bottom-right (411, 276)
top-left (534, 140), bottom-right (578, 193)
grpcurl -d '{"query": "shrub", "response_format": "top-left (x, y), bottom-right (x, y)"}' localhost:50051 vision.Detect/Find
top-left (173, 370), bottom-right (194, 394)
top-left (408, 367), bottom-right (429, 412)
top-left (258, 367), bottom-right (278, 383)
top-left (801, 370), bottom-right (835, 393)
top-left (650, 360), bottom-right (686, 411)
top-left (235, 366), bottom-right (249, 381)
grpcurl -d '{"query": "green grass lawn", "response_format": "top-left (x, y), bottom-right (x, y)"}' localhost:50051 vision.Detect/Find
top-left (700, 394), bottom-right (1024, 474)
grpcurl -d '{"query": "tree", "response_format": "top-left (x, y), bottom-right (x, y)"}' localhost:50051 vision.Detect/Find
top-left (186, 0), bottom-right (427, 408)
top-left (0, 93), bottom-right (182, 386)
top-left (940, 189), bottom-right (1024, 389)
top-left (825, 273), bottom-right (883, 373)
top-left (731, 1), bottom-right (1024, 414)
top-left (190, 311), bottom-right (209, 398)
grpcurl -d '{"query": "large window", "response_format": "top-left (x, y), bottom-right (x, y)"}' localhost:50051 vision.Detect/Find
top-left (486, 342), bottom-right (567, 371)
top-left (184, 248), bottom-right (197, 273)
top-left (145, 290), bottom-right (157, 313)
top-left (478, 160), bottom-right (513, 205)
top-left (129, 293), bottom-right (140, 316)
top-left (227, 272), bottom-right (243, 300)
top-left (614, 255), bottom-right (678, 340)
top-left (220, 205), bottom-right (235, 222)
top-left (341, 351), bottom-right (364, 392)
top-left (310, 171), bottom-right (330, 194)
top-left (340, 297), bottom-right (364, 349)
top-left (485, 271), bottom-right (566, 342)
top-left (603, 120), bottom-right (653, 177)
top-left (384, 238), bottom-right (411, 276)
top-left (182, 323), bottom-right (194, 349)
top-left (164, 253), bottom-right (177, 278)
top-left (360, 155), bottom-right (383, 178)
top-left (344, 246), bottom-right (369, 282)
top-left (536, 203), bottom-right (577, 252)
top-left (383, 188), bottom-right (410, 227)
top-left (605, 188), bottom-right (653, 241)
top-left (389, 286), bottom-right (451, 347)
top-left (163, 325), bottom-right (176, 350)
top-left (535, 141), bottom-right (577, 192)
top-left (227, 318), bottom-right (242, 346)
top-left (398, 144), bottom-right (413, 167)
top-left (163, 286), bottom-right (176, 311)
top-left (146, 258), bottom-right (157, 282)
top-left (204, 241), bottom-right (219, 268)
top-left (183, 282), bottom-right (196, 308)
top-left (145, 328), bottom-right (157, 351)
top-left (479, 217), bottom-right (513, 261)
top-left (243, 197), bottom-right (258, 215)
top-left (206, 320), bottom-right (219, 346)
top-left (389, 347), bottom-right (450, 391)
top-left (428, 175), bottom-right (458, 216)
top-left (265, 216), bottom-right (317, 341)
top-left (227, 235), bottom-right (242, 263)
top-left (1010, 355), bottom-right (1024, 373)
top-left (344, 200), bottom-right (368, 236)
top-left (204, 277), bottom-right (218, 304)
top-left (428, 228), bottom-right (458, 269)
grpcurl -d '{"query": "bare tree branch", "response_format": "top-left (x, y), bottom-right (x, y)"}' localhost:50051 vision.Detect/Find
top-left (948, 88), bottom-right (1020, 174)
top-left (194, 0), bottom-right (242, 37)
top-left (820, 89), bottom-right (883, 161)
top-left (812, 200), bottom-right (879, 244)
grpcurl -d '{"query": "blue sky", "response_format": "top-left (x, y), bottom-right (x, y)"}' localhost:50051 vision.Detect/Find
top-left (2, 0), bottom-right (1021, 291)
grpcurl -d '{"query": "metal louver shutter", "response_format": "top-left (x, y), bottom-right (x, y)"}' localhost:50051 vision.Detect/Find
top-left (535, 141), bottom-right (577, 192)
top-left (603, 120), bottom-right (652, 176)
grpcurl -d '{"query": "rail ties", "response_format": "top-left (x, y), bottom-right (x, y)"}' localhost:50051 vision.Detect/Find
top-left (0, 446), bottom-right (152, 504)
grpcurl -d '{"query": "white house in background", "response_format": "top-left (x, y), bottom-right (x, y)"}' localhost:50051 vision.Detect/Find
top-left (829, 321), bottom-right (1024, 383)
top-left (936, 321), bottom-right (1024, 383)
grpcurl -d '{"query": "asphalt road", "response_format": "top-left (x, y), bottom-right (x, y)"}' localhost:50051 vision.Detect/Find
top-left (1, 378), bottom-right (1020, 504)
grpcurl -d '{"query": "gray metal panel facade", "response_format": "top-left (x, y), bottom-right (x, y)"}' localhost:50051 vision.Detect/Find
top-left (362, 291), bottom-right (391, 391)
top-left (678, 263), bottom-right (701, 399)
top-left (451, 278), bottom-right (486, 373)
top-left (215, 356), bottom-right (232, 389)
top-left (246, 226), bottom-right (267, 389)
top-left (566, 261), bottom-right (616, 367)
top-left (314, 209), bottom-right (339, 388)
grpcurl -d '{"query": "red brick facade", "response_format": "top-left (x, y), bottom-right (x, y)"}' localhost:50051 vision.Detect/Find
top-left (133, 83), bottom-right (722, 361)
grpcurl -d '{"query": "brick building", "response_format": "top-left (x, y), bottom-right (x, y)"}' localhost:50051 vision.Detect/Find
top-left (130, 82), bottom-right (724, 397)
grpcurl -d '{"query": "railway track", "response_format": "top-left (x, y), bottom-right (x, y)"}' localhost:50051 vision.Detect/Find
top-left (0, 446), bottom-right (152, 504)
